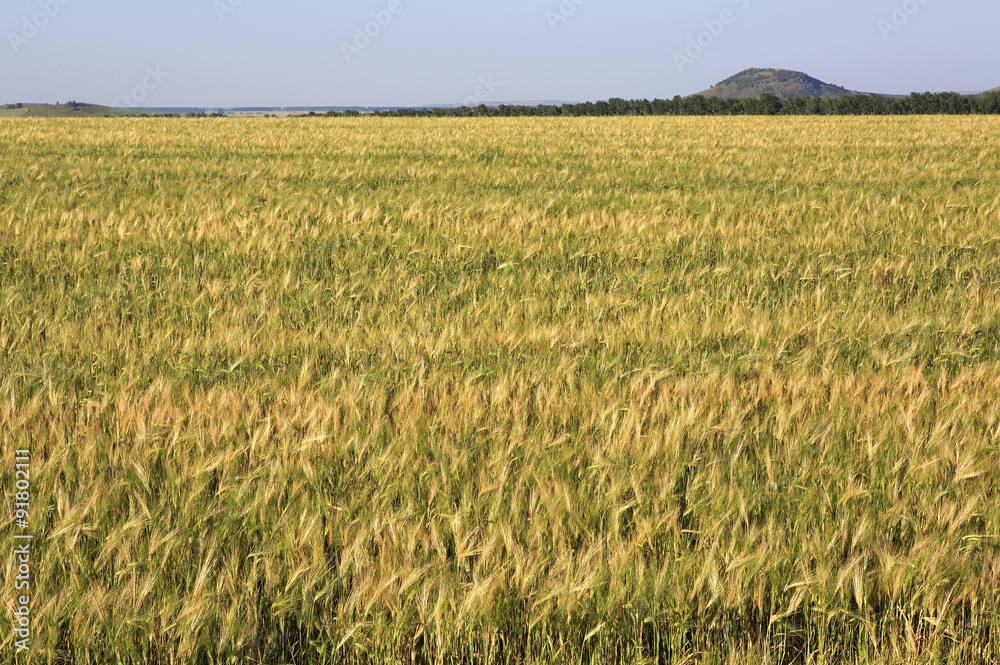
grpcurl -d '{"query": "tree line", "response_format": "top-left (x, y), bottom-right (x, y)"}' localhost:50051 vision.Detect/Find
top-left (321, 91), bottom-right (1000, 118)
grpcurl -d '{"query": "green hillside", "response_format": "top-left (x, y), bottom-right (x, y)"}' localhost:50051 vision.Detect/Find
top-left (0, 105), bottom-right (30, 117)
top-left (698, 68), bottom-right (857, 100)
top-left (1, 102), bottom-right (163, 117)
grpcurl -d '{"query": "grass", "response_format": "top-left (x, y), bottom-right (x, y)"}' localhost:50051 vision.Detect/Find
top-left (1, 116), bottom-right (999, 664)
top-left (0, 103), bottom-right (163, 117)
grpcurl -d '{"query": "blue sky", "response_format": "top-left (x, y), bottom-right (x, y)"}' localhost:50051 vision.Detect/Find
top-left (1, 0), bottom-right (997, 107)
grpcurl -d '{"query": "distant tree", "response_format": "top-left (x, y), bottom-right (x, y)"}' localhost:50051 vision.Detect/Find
top-left (608, 98), bottom-right (628, 116)
top-left (287, 91), bottom-right (993, 120)
top-left (780, 96), bottom-right (810, 115)
top-left (759, 93), bottom-right (782, 115)
top-left (681, 95), bottom-right (708, 115)
top-left (705, 96), bottom-right (726, 115)
top-left (977, 91), bottom-right (1000, 114)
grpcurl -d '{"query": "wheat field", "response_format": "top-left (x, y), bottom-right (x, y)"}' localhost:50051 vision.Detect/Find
top-left (2, 116), bottom-right (1000, 664)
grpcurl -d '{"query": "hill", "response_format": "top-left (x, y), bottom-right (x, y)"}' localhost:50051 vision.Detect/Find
top-left (0, 102), bottom-right (165, 117)
top-left (0, 105), bottom-right (30, 117)
top-left (697, 68), bottom-right (857, 100)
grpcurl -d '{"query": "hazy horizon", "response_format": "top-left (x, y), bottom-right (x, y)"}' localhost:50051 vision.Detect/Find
top-left (2, 0), bottom-right (997, 108)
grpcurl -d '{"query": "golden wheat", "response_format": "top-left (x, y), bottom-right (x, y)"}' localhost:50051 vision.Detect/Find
top-left (1, 116), bottom-right (999, 664)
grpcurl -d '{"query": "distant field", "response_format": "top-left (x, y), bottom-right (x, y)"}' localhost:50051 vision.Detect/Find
top-left (0, 103), bottom-right (163, 117)
top-left (1, 117), bottom-right (999, 665)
